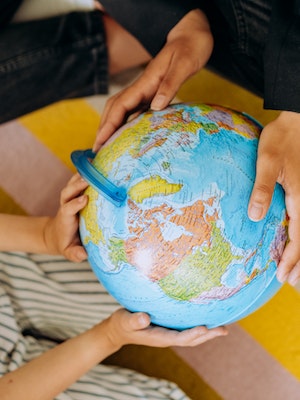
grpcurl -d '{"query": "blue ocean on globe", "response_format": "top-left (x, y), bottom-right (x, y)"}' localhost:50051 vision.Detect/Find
top-left (72, 103), bottom-right (288, 329)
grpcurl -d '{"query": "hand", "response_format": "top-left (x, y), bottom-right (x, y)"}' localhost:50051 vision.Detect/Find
top-left (93, 8), bottom-right (213, 151)
top-left (248, 111), bottom-right (300, 286)
top-left (102, 308), bottom-right (227, 352)
top-left (44, 174), bottom-right (89, 262)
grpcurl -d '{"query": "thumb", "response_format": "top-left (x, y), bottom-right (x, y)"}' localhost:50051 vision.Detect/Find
top-left (248, 160), bottom-right (277, 222)
top-left (65, 245), bottom-right (87, 263)
top-left (129, 312), bottom-right (151, 330)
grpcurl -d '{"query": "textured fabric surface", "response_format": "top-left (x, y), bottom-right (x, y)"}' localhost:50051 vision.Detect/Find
top-left (0, 251), bottom-right (191, 400)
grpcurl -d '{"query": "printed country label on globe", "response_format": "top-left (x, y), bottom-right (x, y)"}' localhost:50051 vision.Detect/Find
top-left (75, 103), bottom-right (288, 329)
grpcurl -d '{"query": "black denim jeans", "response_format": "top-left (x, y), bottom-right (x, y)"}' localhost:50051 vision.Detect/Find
top-left (203, 0), bottom-right (272, 97)
top-left (0, 11), bottom-right (108, 123)
top-left (0, 2), bottom-right (273, 123)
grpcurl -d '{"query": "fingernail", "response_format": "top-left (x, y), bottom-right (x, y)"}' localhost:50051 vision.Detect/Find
top-left (276, 271), bottom-right (287, 283)
top-left (248, 204), bottom-right (264, 221)
top-left (287, 275), bottom-right (298, 287)
top-left (151, 95), bottom-right (166, 110)
top-left (79, 194), bottom-right (87, 202)
top-left (138, 313), bottom-right (150, 326)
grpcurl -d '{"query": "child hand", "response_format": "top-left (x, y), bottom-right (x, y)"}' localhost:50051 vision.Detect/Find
top-left (44, 174), bottom-right (89, 262)
top-left (93, 9), bottom-right (213, 151)
top-left (102, 308), bottom-right (227, 352)
top-left (248, 111), bottom-right (300, 286)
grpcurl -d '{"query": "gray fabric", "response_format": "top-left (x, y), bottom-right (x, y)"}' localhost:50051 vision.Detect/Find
top-left (0, 251), bottom-right (190, 400)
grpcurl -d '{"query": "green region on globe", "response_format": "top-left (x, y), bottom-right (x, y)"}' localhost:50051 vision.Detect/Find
top-left (73, 103), bottom-right (288, 329)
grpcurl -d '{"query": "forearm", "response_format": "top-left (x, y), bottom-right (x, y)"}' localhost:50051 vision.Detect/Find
top-left (0, 320), bottom-right (118, 400)
top-left (0, 214), bottom-right (50, 253)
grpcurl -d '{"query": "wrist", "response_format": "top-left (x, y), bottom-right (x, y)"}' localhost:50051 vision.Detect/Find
top-left (90, 319), bottom-right (122, 356)
top-left (167, 9), bottom-right (212, 40)
top-left (166, 8), bottom-right (213, 65)
top-left (279, 110), bottom-right (300, 120)
top-left (274, 111), bottom-right (300, 132)
top-left (42, 217), bottom-right (60, 255)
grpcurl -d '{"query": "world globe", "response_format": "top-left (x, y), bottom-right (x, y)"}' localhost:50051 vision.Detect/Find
top-left (72, 103), bottom-right (288, 329)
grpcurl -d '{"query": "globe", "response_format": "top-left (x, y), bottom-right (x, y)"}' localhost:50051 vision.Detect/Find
top-left (72, 103), bottom-right (288, 329)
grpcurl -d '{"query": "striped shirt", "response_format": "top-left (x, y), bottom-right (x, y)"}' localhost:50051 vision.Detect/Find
top-left (0, 251), bottom-right (189, 400)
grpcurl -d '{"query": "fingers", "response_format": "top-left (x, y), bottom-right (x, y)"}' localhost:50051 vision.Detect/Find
top-left (285, 261), bottom-right (300, 286)
top-left (248, 154), bottom-right (278, 222)
top-left (248, 151), bottom-right (299, 284)
top-left (129, 312), bottom-right (151, 330)
top-left (94, 10), bottom-right (213, 151)
top-left (150, 52), bottom-right (196, 110)
top-left (276, 212), bottom-right (300, 285)
top-left (64, 245), bottom-right (88, 263)
top-left (248, 115), bottom-right (300, 286)
top-left (150, 9), bottom-right (213, 111)
top-left (278, 240), bottom-right (300, 285)
top-left (93, 90), bottom-right (143, 151)
top-left (169, 325), bottom-right (228, 347)
top-left (150, 38), bottom-right (210, 111)
top-left (136, 316), bottom-right (227, 347)
top-left (112, 309), bottom-right (227, 348)
top-left (61, 194), bottom-right (88, 218)
top-left (93, 72), bottom-right (158, 151)
top-left (60, 174), bottom-right (89, 206)
top-left (93, 46), bottom-right (201, 152)
top-left (277, 162), bottom-right (300, 284)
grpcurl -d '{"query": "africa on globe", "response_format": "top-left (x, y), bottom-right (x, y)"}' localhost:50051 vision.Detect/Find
top-left (72, 103), bottom-right (288, 329)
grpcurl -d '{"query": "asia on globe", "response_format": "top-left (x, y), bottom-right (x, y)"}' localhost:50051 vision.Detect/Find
top-left (72, 103), bottom-right (288, 330)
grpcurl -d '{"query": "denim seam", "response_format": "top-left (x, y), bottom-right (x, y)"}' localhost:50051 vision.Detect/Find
top-left (0, 34), bottom-right (105, 74)
top-left (230, 0), bottom-right (248, 55)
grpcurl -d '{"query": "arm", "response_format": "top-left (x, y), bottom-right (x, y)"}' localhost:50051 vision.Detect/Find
top-left (0, 174), bottom-right (89, 262)
top-left (0, 308), bottom-right (227, 400)
top-left (93, 8), bottom-right (213, 151)
top-left (248, 111), bottom-right (300, 286)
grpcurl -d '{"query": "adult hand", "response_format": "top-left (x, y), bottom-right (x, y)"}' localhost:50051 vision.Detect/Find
top-left (103, 309), bottom-right (227, 352)
top-left (248, 111), bottom-right (300, 286)
top-left (93, 8), bottom-right (213, 151)
top-left (44, 173), bottom-right (89, 262)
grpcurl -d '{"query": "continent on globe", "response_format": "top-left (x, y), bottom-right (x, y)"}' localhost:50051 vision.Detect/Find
top-left (72, 103), bottom-right (288, 330)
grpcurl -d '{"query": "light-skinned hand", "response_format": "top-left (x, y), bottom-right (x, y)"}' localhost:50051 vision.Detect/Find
top-left (44, 173), bottom-right (89, 262)
top-left (101, 308), bottom-right (228, 353)
top-left (248, 110), bottom-right (300, 286)
top-left (93, 8), bottom-right (213, 151)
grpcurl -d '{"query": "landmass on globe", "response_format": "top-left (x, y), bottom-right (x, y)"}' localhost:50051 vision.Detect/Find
top-left (77, 103), bottom-right (288, 328)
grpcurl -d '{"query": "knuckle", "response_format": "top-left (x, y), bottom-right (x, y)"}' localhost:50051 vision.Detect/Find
top-left (185, 56), bottom-right (201, 74)
top-left (255, 183), bottom-right (274, 196)
top-left (253, 183), bottom-right (274, 202)
top-left (60, 202), bottom-right (70, 215)
top-left (59, 191), bottom-right (67, 205)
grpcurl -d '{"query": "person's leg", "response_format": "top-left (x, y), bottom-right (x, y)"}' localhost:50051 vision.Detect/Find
top-left (102, 12), bottom-right (151, 76)
top-left (203, 0), bottom-right (272, 97)
top-left (0, 9), bottom-right (151, 124)
top-left (0, 11), bottom-right (107, 123)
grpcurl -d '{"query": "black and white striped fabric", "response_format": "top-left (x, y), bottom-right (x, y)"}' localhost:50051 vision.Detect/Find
top-left (0, 252), bottom-right (189, 400)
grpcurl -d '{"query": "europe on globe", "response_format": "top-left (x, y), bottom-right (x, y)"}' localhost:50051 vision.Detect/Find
top-left (72, 103), bottom-right (288, 329)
